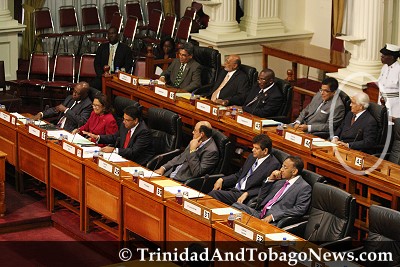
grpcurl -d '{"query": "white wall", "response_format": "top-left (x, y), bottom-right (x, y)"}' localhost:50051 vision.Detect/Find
top-left (280, 0), bottom-right (306, 31)
top-left (304, 0), bottom-right (331, 48)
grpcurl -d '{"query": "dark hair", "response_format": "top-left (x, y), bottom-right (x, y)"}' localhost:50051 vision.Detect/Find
top-left (322, 77), bottom-right (339, 92)
top-left (182, 42), bottom-right (194, 55)
top-left (94, 93), bottom-right (112, 114)
top-left (285, 155), bottom-right (304, 174)
top-left (252, 134), bottom-right (272, 152)
top-left (199, 125), bottom-right (213, 138)
top-left (123, 105), bottom-right (141, 120)
top-left (160, 36), bottom-right (175, 52)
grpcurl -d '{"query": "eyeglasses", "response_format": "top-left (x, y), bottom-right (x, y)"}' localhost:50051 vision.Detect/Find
top-left (319, 88), bottom-right (332, 93)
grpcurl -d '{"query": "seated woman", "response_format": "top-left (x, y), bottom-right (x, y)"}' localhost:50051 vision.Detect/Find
top-left (155, 36), bottom-right (176, 60)
top-left (72, 94), bottom-right (118, 146)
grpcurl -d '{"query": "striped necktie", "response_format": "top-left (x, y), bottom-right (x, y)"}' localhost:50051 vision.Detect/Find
top-left (260, 180), bottom-right (290, 218)
top-left (236, 160), bottom-right (258, 190)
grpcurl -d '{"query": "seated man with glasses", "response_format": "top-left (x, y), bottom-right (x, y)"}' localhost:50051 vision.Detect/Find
top-left (242, 68), bottom-right (283, 118)
top-left (31, 82), bottom-right (93, 132)
top-left (293, 77), bottom-right (345, 136)
top-left (159, 42), bottom-right (202, 92)
top-left (88, 105), bottom-right (155, 166)
top-left (154, 121), bottom-right (219, 182)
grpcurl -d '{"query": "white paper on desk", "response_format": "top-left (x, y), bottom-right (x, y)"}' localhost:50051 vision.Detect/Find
top-left (139, 78), bottom-right (150, 85)
top-left (121, 166), bottom-right (161, 177)
top-left (102, 152), bottom-right (128, 162)
top-left (155, 66), bottom-right (163, 76)
top-left (11, 113), bottom-right (28, 124)
top-left (262, 119), bottom-right (280, 127)
top-left (211, 207), bottom-right (241, 215)
top-left (312, 140), bottom-right (337, 147)
top-left (163, 186), bottom-right (205, 198)
top-left (265, 232), bottom-right (298, 241)
top-left (70, 134), bottom-right (94, 145)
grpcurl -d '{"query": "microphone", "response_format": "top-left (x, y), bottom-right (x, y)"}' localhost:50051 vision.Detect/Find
top-left (298, 223), bottom-right (320, 253)
top-left (348, 129), bottom-right (363, 150)
top-left (195, 174), bottom-right (209, 202)
top-left (7, 91), bottom-right (17, 112)
top-left (71, 121), bottom-right (83, 144)
top-left (149, 155), bottom-right (163, 179)
top-left (107, 137), bottom-right (120, 161)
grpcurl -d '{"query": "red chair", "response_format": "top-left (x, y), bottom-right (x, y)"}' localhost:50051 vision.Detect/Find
top-left (0, 61), bottom-right (22, 112)
top-left (81, 4), bottom-right (108, 52)
top-left (43, 53), bottom-right (75, 106)
top-left (125, 0), bottom-right (144, 27)
top-left (77, 54), bottom-right (96, 83)
top-left (58, 6), bottom-right (85, 55)
top-left (122, 16), bottom-right (138, 49)
top-left (143, 13), bottom-right (176, 47)
top-left (9, 52), bottom-right (50, 109)
top-left (33, 7), bottom-right (62, 57)
top-left (103, 2), bottom-right (120, 27)
top-left (174, 16), bottom-right (193, 43)
top-left (146, 0), bottom-right (162, 24)
top-left (88, 12), bottom-right (123, 48)
top-left (137, 9), bottom-right (163, 40)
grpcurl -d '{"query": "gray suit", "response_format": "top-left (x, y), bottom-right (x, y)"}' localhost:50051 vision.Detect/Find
top-left (162, 139), bottom-right (219, 182)
top-left (232, 176), bottom-right (311, 222)
top-left (161, 58), bottom-right (202, 92)
top-left (296, 91), bottom-right (345, 133)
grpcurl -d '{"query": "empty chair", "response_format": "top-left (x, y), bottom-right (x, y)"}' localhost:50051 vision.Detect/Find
top-left (239, 64), bottom-right (258, 89)
top-left (146, 0), bottom-right (162, 24)
top-left (122, 16), bottom-right (138, 49)
top-left (42, 53), bottom-right (75, 106)
top-left (146, 107), bottom-right (182, 170)
top-left (77, 53), bottom-right (96, 83)
top-left (32, 7), bottom-right (62, 56)
top-left (143, 13), bottom-right (176, 47)
top-left (103, 2), bottom-right (120, 28)
top-left (174, 16), bottom-right (192, 44)
top-left (284, 183), bottom-right (356, 246)
top-left (125, 0), bottom-right (145, 27)
top-left (0, 61), bottom-right (22, 112)
top-left (58, 6), bottom-right (85, 55)
top-left (88, 12), bottom-right (123, 47)
top-left (81, 4), bottom-right (107, 52)
top-left (137, 9), bottom-right (163, 42)
top-left (9, 52), bottom-right (50, 109)
top-left (368, 102), bottom-right (389, 153)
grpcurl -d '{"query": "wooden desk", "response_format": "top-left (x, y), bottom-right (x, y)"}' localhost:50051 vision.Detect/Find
top-left (164, 198), bottom-right (228, 250)
top-left (0, 151), bottom-right (6, 216)
top-left (48, 142), bottom-right (86, 231)
top-left (261, 40), bottom-right (350, 80)
top-left (17, 124), bottom-right (50, 208)
top-left (84, 159), bottom-right (133, 240)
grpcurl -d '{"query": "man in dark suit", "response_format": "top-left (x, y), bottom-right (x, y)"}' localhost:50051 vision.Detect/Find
top-left (208, 134), bottom-right (280, 205)
top-left (332, 92), bottom-right (377, 152)
top-left (294, 77), bottom-right (345, 135)
top-left (154, 121), bottom-right (219, 182)
top-left (242, 68), bottom-right (283, 118)
top-left (232, 156), bottom-right (311, 224)
top-left (93, 105), bottom-right (154, 166)
top-left (208, 54), bottom-right (250, 106)
top-left (91, 27), bottom-right (133, 90)
top-left (159, 42), bottom-right (202, 92)
top-left (31, 82), bottom-right (93, 132)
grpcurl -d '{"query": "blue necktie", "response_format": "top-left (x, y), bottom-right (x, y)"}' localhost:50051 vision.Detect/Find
top-left (236, 160), bottom-right (258, 190)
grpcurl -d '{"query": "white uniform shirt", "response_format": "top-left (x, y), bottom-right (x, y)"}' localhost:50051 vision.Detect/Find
top-left (378, 61), bottom-right (400, 117)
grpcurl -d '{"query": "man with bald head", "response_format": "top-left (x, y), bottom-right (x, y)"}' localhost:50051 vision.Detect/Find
top-left (154, 121), bottom-right (219, 182)
top-left (32, 82), bottom-right (93, 132)
top-left (208, 54), bottom-right (250, 106)
top-left (242, 68), bottom-right (283, 118)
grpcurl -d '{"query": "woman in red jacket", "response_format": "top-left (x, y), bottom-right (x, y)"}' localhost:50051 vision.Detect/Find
top-left (72, 93), bottom-right (118, 146)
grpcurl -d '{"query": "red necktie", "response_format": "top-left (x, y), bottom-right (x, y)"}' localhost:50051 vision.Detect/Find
top-left (123, 129), bottom-right (131, 148)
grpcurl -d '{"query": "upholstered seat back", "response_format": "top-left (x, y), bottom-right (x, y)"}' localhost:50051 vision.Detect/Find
top-left (338, 90), bottom-right (351, 115)
top-left (239, 64), bottom-right (258, 88)
top-left (192, 46), bottom-right (221, 94)
top-left (113, 96), bottom-right (141, 126)
top-left (211, 129), bottom-right (233, 175)
top-left (388, 118), bottom-right (400, 164)
top-left (368, 205), bottom-right (400, 242)
top-left (270, 148), bottom-right (289, 164)
top-left (147, 107), bottom-right (182, 155)
top-left (368, 102), bottom-right (388, 147)
top-left (305, 183), bottom-right (355, 242)
top-left (268, 78), bottom-right (293, 123)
